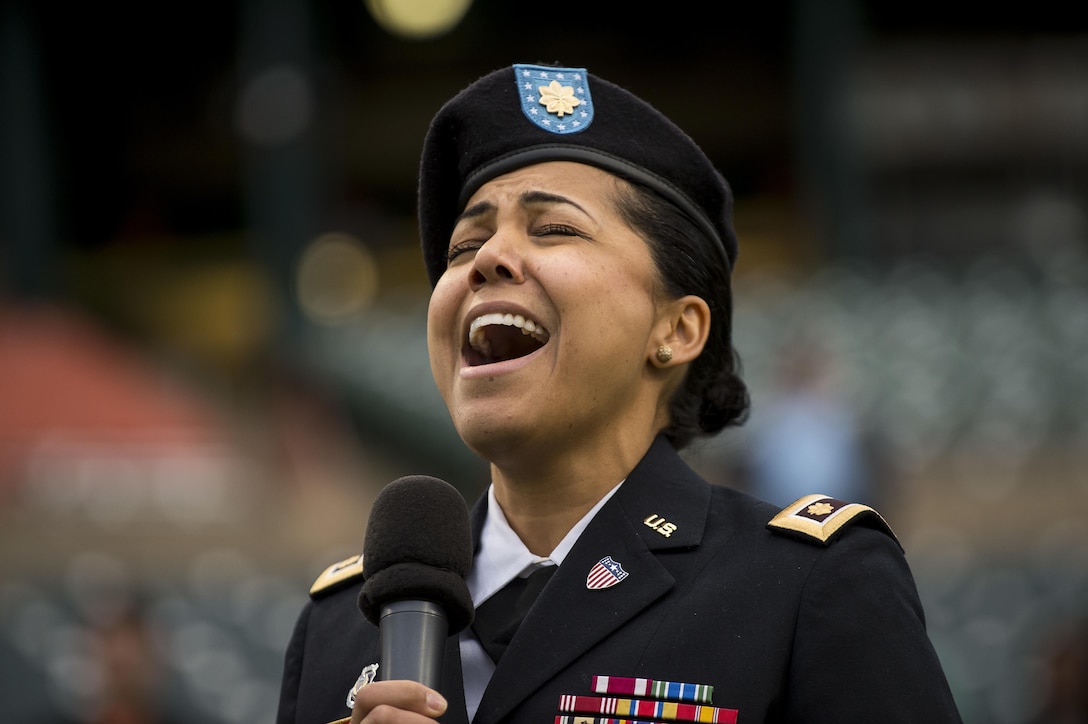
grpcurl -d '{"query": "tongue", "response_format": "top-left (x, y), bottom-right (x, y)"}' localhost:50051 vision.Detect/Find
top-left (482, 324), bottom-right (544, 363)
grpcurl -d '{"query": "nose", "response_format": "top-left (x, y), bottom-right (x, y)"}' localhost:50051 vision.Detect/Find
top-left (468, 230), bottom-right (525, 289)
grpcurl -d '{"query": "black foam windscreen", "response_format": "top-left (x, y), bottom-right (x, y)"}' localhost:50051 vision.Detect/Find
top-left (358, 475), bottom-right (474, 634)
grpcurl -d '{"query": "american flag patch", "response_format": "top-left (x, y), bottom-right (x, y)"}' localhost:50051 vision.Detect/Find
top-left (592, 676), bottom-right (714, 705)
top-left (586, 556), bottom-right (628, 590)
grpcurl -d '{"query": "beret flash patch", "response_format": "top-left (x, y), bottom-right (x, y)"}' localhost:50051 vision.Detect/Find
top-left (514, 64), bottom-right (593, 134)
top-left (309, 553), bottom-right (364, 599)
top-left (767, 494), bottom-right (900, 549)
top-left (418, 62), bottom-right (739, 287)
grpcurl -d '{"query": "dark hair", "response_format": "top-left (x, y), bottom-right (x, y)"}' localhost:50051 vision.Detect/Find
top-left (613, 180), bottom-right (750, 449)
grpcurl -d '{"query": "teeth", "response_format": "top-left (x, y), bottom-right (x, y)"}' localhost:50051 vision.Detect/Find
top-left (469, 312), bottom-right (550, 355)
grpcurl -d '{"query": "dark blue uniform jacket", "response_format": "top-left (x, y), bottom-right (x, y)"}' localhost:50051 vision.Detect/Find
top-left (277, 436), bottom-right (962, 724)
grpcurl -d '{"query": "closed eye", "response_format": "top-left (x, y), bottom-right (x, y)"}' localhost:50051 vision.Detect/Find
top-left (446, 239), bottom-right (486, 264)
top-left (534, 224), bottom-right (584, 238)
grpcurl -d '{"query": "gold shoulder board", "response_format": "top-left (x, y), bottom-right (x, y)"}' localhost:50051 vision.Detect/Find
top-left (309, 553), bottom-right (365, 598)
top-left (767, 494), bottom-right (899, 549)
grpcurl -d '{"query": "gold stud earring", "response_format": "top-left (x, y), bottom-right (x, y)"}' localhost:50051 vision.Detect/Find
top-left (655, 345), bottom-right (674, 364)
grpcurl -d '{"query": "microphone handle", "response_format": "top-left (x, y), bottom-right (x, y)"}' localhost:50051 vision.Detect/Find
top-left (377, 600), bottom-right (449, 688)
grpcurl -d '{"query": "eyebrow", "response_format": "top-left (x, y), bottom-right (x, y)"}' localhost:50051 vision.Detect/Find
top-left (454, 190), bottom-right (592, 225)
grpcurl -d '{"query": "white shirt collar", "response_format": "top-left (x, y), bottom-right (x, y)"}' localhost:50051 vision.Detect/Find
top-left (466, 480), bottom-right (623, 606)
top-left (459, 479), bottom-right (623, 721)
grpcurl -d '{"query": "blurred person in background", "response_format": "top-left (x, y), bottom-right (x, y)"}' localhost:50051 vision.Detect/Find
top-left (277, 62), bottom-right (962, 724)
top-left (41, 602), bottom-right (182, 724)
top-left (743, 335), bottom-right (890, 510)
top-left (1030, 618), bottom-right (1088, 724)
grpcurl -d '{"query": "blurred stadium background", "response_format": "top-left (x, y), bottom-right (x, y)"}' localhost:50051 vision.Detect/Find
top-left (2, 1), bottom-right (1087, 722)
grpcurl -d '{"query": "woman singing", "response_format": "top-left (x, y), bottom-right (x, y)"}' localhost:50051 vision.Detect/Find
top-left (277, 62), bottom-right (963, 724)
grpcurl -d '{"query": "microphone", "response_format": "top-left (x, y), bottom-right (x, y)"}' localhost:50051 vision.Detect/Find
top-left (357, 475), bottom-right (474, 689)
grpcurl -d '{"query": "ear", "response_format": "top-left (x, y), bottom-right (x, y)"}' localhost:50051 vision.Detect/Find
top-left (649, 295), bottom-right (711, 368)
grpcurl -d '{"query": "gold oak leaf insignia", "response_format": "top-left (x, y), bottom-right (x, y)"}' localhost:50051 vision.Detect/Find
top-left (538, 80), bottom-right (581, 117)
top-left (807, 502), bottom-right (835, 516)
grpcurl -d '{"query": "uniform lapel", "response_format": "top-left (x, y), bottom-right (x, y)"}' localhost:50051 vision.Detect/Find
top-left (439, 633), bottom-right (470, 724)
top-left (471, 436), bottom-right (711, 724)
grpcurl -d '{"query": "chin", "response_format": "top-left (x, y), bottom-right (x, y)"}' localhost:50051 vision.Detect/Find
top-left (454, 414), bottom-right (538, 466)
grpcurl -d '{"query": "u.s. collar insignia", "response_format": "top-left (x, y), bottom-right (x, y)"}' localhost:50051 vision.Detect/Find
top-left (514, 64), bottom-right (593, 134)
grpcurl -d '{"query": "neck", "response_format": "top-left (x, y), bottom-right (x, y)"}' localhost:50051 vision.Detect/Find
top-left (489, 430), bottom-right (659, 556)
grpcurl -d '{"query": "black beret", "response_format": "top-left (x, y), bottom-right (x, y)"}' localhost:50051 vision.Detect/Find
top-left (418, 63), bottom-right (738, 287)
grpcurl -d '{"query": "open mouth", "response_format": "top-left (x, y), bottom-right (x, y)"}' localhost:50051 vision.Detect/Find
top-left (465, 312), bottom-right (550, 366)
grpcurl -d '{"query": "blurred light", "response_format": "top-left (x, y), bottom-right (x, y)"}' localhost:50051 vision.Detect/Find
top-left (234, 65), bottom-right (314, 146)
top-left (365, 0), bottom-right (473, 39)
top-left (296, 233), bottom-right (379, 325)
